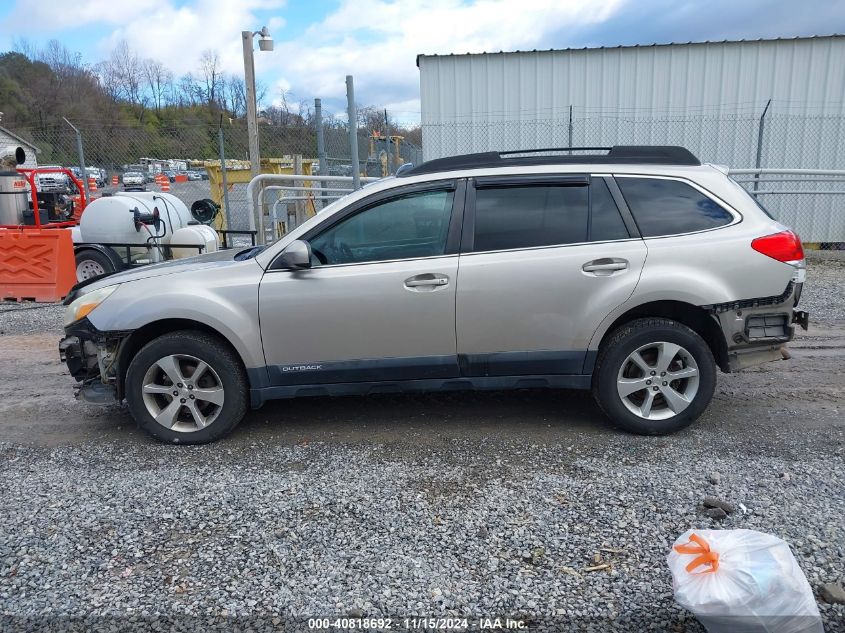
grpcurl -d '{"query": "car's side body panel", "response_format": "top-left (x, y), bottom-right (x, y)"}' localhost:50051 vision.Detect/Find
top-left (257, 255), bottom-right (460, 383)
top-left (455, 239), bottom-right (648, 372)
top-left (85, 259), bottom-right (266, 371)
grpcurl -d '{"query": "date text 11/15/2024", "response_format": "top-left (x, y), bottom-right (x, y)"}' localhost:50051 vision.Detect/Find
top-left (307, 617), bottom-right (527, 630)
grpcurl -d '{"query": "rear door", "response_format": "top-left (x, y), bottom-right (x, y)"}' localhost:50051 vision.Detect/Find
top-left (455, 175), bottom-right (647, 376)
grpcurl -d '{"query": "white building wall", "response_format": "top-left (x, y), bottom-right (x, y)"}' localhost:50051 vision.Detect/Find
top-left (418, 35), bottom-right (845, 165)
top-left (418, 36), bottom-right (845, 242)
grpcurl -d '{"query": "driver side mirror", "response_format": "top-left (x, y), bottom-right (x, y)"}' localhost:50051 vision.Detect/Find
top-left (277, 239), bottom-right (313, 270)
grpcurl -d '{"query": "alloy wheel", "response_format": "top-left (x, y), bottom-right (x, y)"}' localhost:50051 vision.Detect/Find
top-left (616, 341), bottom-right (700, 420)
top-left (141, 354), bottom-right (225, 432)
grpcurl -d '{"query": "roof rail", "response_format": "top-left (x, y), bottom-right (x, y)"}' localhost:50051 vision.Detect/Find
top-left (396, 145), bottom-right (701, 177)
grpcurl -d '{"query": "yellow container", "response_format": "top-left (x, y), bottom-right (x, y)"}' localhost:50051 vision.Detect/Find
top-left (192, 157), bottom-right (315, 230)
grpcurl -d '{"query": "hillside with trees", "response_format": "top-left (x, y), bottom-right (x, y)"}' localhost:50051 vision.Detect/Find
top-left (0, 39), bottom-right (421, 168)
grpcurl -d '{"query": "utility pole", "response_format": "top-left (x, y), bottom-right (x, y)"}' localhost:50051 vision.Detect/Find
top-left (242, 31), bottom-right (261, 181)
top-left (217, 119), bottom-right (232, 232)
top-left (346, 75), bottom-right (360, 190)
top-left (384, 108), bottom-right (392, 174)
top-left (315, 98), bottom-right (327, 210)
top-left (63, 117), bottom-right (90, 199)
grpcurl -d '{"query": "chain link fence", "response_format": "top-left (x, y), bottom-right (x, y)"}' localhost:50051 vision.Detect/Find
top-left (423, 109), bottom-right (845, 244)
top-left (16, 121), bottom-right (423, 239)
top-left (15, 110), bottom-right (845, 244)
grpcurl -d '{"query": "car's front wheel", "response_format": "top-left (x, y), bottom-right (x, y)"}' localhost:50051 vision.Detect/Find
top-left (592, 318), bottom-right (717, 435)
top-left (125, 331), bottom-right (248, 444)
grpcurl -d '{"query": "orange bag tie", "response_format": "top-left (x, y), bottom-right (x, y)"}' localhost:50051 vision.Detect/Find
top-left (673, 533), bottom-right (720, 574)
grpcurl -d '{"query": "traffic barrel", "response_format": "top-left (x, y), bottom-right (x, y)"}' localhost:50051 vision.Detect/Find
top-left (88, 176), bottom-right (98, 192)
top-left (160, 178), bottom-right (170, 192)
top-left (111, 175), bottom-right (118, 186)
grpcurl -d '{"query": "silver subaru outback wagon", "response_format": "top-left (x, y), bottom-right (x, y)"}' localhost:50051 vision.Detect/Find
top-left (60, 146), bottom-right (808, 444)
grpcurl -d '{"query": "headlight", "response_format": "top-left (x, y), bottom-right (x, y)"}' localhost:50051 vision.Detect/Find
top-left (63, 285), bottom-right (119, 327)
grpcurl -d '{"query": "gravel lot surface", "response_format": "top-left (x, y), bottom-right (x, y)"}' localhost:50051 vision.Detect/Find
top-left (0, 255), bottom-right (843, 632)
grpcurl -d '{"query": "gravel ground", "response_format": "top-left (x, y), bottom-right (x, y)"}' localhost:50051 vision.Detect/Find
top-left (0, 252), bottom-right (843, 632)
top-left (0, 432), bottom-right (843, 632)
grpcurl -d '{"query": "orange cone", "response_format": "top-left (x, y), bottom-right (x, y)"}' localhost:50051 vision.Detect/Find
top-left (111, 175), bottom-right (118, 186)
top-left (160, 178), bottom-right (170, 192)
top-left (88, 176), bottom-right (98, 192)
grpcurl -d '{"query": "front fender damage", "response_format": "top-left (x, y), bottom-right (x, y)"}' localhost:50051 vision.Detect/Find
top-left (59, 319), bottom-right (131, 405)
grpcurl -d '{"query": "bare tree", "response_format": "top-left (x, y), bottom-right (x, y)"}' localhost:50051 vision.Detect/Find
top-left (142, 59), bottom-right (172, 112)
top-left (198, 49), bottom-right (222, 106)
top-left (222, 74), bottom-right (247, 117)
top-left (176, 73), bottom-right (201, 107)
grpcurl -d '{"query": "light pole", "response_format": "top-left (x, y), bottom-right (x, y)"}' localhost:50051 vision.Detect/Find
top-left (242, 26), bottom-right (273, 180)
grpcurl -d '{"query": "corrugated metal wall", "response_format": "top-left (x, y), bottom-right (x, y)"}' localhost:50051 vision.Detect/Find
top-left (418, 36), bottom-right (845, 165)
top-left (418, 36), bottom-right (845, 241)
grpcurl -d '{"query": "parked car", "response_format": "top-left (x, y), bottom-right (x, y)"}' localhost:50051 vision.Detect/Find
top-left (144, 172), bottom-right (157, 183)
top-left (196, 168), bottom-right (209, 180)
top-left (60, 146), bottom-right (808, 444)
top-left (186, 170), bottom-right (203, 181)
top-left (86, 167), bottom-right (106, 188)
top-left (36, 165), bottom-right (70, 193)
top-left (122, 171), bottom-right (146, 190)
top-left (162, 170), bottom-right (177, 182)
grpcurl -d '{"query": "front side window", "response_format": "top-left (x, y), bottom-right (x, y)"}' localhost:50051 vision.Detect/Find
top-left (616, 177), bottom-right (734, 237)
top-left (309, 189), bottom-right (454, 265)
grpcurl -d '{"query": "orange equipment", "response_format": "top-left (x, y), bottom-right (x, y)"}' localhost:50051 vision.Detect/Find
top-left (0, 167), bottom-right (88, 302)
top-left (0, 229), bottom-right (77, 302)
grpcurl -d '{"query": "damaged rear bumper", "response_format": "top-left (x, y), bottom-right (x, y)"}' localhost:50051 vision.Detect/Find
top-left (705, 281), bottom-right (809, 372)
top-left (59, 319), bottom-right (129, 405)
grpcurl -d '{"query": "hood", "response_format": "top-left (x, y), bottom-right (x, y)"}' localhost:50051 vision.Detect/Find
top-left (75, 248), bottom-right (254, 295)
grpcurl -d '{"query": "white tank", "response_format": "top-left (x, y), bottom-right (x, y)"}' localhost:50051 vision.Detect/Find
top-left (78, 192), bottom-right (194, 245)
top-left (170, 224), bottom-right (220, 259)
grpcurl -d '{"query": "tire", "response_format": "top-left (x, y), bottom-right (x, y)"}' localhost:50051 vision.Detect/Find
top-left (75, 248), bottom-right (119, 281)
top-left (592, 318), bottom-right (716, 435)
top-left (125, 331), bottom-right (248, 444)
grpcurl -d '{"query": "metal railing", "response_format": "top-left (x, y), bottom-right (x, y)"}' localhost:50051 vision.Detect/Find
top-left (729, 168), bottom-right (845, 243)
top-left (248, 173), bottom-right (379, 244)
top-left (246, 169), bottom-right (845, 246)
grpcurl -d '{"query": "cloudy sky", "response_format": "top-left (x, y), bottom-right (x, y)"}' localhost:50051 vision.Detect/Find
top-left (1, 0), bottom-right (843, 123)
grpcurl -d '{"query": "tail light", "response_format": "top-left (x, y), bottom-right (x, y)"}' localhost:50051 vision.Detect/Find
top-left (751, 230), bottom-right (804, 264)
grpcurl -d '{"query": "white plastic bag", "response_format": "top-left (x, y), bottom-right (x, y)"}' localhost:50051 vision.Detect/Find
top-left (668, 529), bottom-right (823, 633)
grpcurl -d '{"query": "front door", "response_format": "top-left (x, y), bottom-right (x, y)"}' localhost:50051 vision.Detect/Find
top-left (258, 183), bottom-right (463, 385)
top-left (456, 175), bottom-right (647, 376)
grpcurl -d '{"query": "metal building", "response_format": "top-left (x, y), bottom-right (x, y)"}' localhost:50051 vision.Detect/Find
top-left (418, 35), bottom-right (845, 162)
top-left (417, 35), bottom-right (845, 242)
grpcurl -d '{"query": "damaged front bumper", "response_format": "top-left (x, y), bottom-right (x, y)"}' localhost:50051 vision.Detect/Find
top-left (705, 281), bottom-right (809, 372)
top-left (59, 319), bottom-right (129, 405)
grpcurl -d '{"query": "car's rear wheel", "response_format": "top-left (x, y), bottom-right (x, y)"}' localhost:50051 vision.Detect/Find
top-left (125, 331), bottom-right (248, 444)
top-left (592, 318), bottom-right (716, 435)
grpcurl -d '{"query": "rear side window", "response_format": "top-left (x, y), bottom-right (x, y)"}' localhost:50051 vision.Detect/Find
top-left (616, 177), bottom-right (733, 237)
top-left (473, 185), bottom-right (589, 251)
top-left (471, 180), bottom-right (630, 252)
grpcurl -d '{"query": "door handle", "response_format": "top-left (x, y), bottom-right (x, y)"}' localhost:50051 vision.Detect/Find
top-left (582, 258), bottom-right (628, 274)
top-left (404, 274), bottom-right (449, 288)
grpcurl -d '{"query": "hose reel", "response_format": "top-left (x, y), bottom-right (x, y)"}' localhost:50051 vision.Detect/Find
top-left (190, 198), bottom-right (220, 225)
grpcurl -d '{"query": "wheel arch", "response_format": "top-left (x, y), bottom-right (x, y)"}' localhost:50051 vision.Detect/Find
top-left (74, 245), bottom-right (124, 274)
top-left (115, 318), bottom-right (251, 399)
top-left (590, 300), bottom-right (729, 373)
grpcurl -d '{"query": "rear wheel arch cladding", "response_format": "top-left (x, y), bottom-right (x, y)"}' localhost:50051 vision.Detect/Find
top-left (588, 301), bottom-right (730, 374)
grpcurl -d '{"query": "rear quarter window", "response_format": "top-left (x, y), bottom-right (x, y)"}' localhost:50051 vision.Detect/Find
top-left (616, 177), bottom-right (734, 237)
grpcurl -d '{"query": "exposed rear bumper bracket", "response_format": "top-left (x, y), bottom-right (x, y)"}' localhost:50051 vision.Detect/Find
top-left (792, 310), bottom-right (809, 331)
